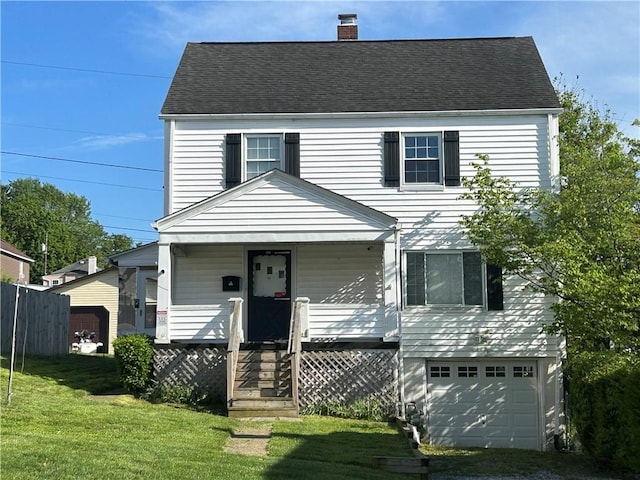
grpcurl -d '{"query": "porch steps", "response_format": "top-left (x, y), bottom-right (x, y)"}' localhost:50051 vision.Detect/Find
top-left (228, 348), bottom-right (298, 418)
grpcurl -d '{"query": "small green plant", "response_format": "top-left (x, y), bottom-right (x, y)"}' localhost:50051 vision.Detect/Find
top-left (112, 334), bottom-right (154, 393)
top-left (301, 398), bottom-right (391, 421)
top-left (145, 383), bottom-right (225, 411)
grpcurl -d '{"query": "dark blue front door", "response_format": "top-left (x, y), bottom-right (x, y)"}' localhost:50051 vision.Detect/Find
top-left (247, 250), bottom-right (291, 341)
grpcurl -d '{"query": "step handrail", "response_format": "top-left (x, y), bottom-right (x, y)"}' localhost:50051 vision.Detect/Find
top-left (227, 297), bottom-right (244, 407)
top-left (287, 298), bottom-right (308, 412)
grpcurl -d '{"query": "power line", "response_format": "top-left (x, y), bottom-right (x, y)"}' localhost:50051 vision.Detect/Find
top-left (2, 60), bottom-right (172, 79)
top-left (1, 151), bottom-right (163, 173)
top-left (2, 170), bottom-right (163, 192)
top-left (103, 225), bottom-right (157, 233)
top-left (94, 212), bottom-right (155, 223)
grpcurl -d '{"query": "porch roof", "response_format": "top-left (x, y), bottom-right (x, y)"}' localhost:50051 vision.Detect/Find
top-left (154, 170), bottom-right (397, 243)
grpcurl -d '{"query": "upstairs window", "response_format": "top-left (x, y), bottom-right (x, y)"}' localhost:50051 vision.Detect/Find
top-left (406, 251), bottom-right (484, 306)
top-left (384, 130), bottom-right (460, 188)
top-left (225, 133), bottom-right (299, 188)
top-left (403, 134), bottom-right (441, 184)
top-left (246, 135), bottom-right (282, 180)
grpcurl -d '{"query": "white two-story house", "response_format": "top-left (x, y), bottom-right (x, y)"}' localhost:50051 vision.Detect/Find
top-left (153, 15), bottom-right (563, 450)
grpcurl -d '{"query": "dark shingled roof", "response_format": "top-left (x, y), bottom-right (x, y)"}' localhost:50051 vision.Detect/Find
top-left (161, 37), bottom-right (560, 115)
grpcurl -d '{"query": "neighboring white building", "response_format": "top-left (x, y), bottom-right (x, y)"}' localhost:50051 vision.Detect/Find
top-left (153, 16), bottom-right (563, 450)
top-left (108, 242), bottom-right (159, 338)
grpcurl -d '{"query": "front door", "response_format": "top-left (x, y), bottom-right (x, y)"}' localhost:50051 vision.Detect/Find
top-left (247, 250), bottom-right (292, 341)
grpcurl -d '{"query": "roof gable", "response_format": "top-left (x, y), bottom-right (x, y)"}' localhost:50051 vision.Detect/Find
top-left (109, 242), bottom-right (158, 267)
top-left (0, 239), bottom-right (34, 263)
top-left (162, 37), bottom-right (560, 115)
top-left (155, 170), bottom-right (396, 237)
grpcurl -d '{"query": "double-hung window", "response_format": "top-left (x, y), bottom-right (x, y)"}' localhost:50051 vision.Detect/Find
top-left (383, 130), bottom-right (460, 188)
top-left (406, 251), bottom-right (484, 306)
top-left (403, 133), bottom-right (442, 185)
top-left (246, 135), bottom-right (282, 180)
top-left (225, 133), bottom-right (299, 189)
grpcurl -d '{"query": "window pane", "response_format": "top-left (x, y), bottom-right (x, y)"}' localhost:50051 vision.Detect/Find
top-left (247, 136), bottom-right (282, 179)
top-left (417, 136), bottom-right (427, 147)
top-left (426, 254), bottom-right (462, 304)
top-left (405, 160), bottom-right (439, 183)
top-left (463, 252), bottom-right (483, 305)
top-left (145, 304), bottom-right (157, 329)
top-left (406, 252), bottom-right (425, 305)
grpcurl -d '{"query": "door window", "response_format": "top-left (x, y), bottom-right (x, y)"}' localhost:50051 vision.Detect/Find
top-left (252, 254), bottom-right (287, 297)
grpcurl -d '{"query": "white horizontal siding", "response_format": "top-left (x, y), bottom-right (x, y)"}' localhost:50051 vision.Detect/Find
top-left (297, 244), bottom-right (386, 339)
top-left (173, 245), bottom-right (243, 305)
top-left (171, 128), bottom-right (225, 212)
top-left (401, 275), bottom-right (558, 358)
top-left (168, 115), bottom-right (551, 250)
top-left (166, 178), bottom-right (392, 235)
top-left (169, 306), bottom-right (229, 341)
top-left (297, 244), bottom-right (383, 304)
top-left (308, 304), bottom-right (386, 339)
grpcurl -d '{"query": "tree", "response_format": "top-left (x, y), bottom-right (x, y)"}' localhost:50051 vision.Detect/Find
top-left (1, 178), bottom-right (134, 282)
top-left (460, 83), bottom-right (640, 352)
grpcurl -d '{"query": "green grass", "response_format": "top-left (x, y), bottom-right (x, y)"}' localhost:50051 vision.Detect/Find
top-left (420, 444), bottom-right (622, 479)
top-left (2, 355), bottom-right (622, 479)
top-left (0, 355), bottom-right (411, 479)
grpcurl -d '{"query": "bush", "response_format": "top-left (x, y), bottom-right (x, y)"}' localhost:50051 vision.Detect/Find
top-left (112, 334), bottom-right (154, 393)
top-left (301, 398), bottom-right (391, 421)
top-left (567, 351), bottom-right (640, 473)
top-left (145, 383), bottom-right (225, 411)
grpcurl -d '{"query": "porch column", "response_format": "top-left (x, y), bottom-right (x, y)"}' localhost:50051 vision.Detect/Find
top-left (155, 242), bottom-right (171, 344)
top-left (383, 236), bottom-right (399, 339)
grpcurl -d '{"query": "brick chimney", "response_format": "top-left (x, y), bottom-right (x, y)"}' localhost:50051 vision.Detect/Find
top-left (337, 14), bottom-right (358, 41)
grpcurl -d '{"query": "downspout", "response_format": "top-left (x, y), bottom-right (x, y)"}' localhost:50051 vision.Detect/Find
top-left (394, 227), bottom-right (406, 418)
top-left (554, 353), bottom-right (561, 449)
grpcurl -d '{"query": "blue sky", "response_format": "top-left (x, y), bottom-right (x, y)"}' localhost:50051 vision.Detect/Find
top-left (2, 1), bottom-right (639, 246)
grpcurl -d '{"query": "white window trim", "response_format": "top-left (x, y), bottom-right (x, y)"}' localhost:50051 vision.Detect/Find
top-left (243, 133), bottom-right (284, 181)
top-left (400, 132), bottom-right (445, 191)
top-left (402, 250), bottom-right (487, 311)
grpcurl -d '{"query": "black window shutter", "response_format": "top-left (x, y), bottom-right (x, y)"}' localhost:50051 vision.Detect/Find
top-left (486, 264), bottom-right (504, 311)
top-left (285, 133), bottom-right (300, 177)
top-left (384, 131), bottom-right (400, 187)
top-left (443, 131), bottom-right (460, 186)
top-left (225, 133), bottom-right (241, 188)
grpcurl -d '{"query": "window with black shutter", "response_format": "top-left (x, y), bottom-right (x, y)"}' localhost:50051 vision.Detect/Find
top-left (486, 264), bottom-right (504, 311)
top-left (443, 131), bottom-right (460, 186)
top-left (383, 131), bottom-right (400, 187)
top-left (284, 133), bottom-right (300, 177)
top-left (389, 130), bottom-right (460, 187)
top-left (225, 133), bottom-right (241, 189)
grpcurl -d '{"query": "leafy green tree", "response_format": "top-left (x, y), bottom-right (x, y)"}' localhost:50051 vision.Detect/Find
top-left (460, 84), bottom-right (640, 352)
top-left (1, 178), bottom-right (134, 282)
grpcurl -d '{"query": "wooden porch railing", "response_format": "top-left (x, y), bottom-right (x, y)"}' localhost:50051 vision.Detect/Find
top-left (288, 297), bottom-right (309, 413)
top-left (226, 297), bottom-right (244, 407)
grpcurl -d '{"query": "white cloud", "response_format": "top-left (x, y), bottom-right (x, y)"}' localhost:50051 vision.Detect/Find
top-left (71, 133), bottom-right (162, 150)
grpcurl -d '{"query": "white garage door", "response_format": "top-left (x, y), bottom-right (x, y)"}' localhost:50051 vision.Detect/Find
top-left (427, 360), bottom-right (539, 449)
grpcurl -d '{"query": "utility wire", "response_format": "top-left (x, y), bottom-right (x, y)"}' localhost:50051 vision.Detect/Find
top-left (2, 170), bottom-right (163, 192)
top-left (103, 225), bottom-right (157, 233)
top-left (1, 151), bottom-right (163, 173)
top-left (94, 212), bottom-right (155, 223)
top-left (2, 60), bottom-right (172, 79)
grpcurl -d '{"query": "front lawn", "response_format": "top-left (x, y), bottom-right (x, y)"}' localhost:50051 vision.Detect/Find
top-left (0, 355), bottom-right (410, 480)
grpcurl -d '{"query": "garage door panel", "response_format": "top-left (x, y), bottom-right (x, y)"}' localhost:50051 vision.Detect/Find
top-left (427, 360), bottom-right (539, 450)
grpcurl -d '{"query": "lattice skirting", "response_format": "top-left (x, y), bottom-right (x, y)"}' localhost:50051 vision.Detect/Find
top-left (299, 349), bottom-right (399, 412)
top-left (153, 345), bottom-right (227, 397)
top-left (153, 345), bottom-right (399, 413)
